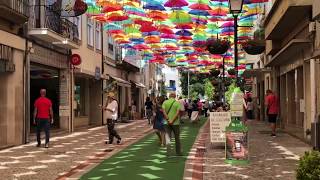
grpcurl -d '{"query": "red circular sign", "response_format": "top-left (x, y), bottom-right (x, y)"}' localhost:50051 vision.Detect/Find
top-left (70, 54), bottom-right (81, 66)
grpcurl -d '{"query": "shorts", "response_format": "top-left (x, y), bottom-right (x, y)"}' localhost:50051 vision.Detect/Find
top-left (268, 114), bottom-right (277, 123)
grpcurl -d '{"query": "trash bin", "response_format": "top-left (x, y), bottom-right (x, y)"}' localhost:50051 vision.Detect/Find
top-left (225, 117), bottom-right (249, 165)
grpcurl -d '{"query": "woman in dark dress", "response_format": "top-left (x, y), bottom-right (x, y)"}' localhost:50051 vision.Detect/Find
top-left (153, 96), bottom-right (166, 146)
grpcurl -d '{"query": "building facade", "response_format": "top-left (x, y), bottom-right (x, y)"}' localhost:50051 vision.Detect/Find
top-left (260, 0), bottom-right (320, 142)
top-left (0, 0), bottom-right (29, 148)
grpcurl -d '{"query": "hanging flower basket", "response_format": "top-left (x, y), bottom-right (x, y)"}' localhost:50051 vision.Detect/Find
top-left (206, 38), bottom-right (230, 55)
top-left (242, 40), bottom-right (265, 55)
top-left (227, 69), bottom-right (236, 76)
top-left (210, 69), bottom-right (220, 77)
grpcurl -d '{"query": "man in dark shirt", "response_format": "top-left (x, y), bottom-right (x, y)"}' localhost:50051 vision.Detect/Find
top-left (145, 97), bottom-right (153, 124)
top-left (33, 89), bottom-right (53, 148)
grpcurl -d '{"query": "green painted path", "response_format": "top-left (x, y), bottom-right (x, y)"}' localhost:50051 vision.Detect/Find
top-left (81, 118), bottom-right (207, 180)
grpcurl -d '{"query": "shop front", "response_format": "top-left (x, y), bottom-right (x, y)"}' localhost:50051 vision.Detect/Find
top-left (29, 44), bottom-right (71, 137)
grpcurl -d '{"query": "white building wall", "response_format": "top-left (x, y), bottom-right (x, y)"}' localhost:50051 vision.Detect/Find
top-left (163, 65), bottom-right (182, 96)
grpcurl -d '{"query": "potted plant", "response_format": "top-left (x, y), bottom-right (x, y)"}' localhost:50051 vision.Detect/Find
top-left (206, 38), bottom-right (230, 55)
top-left (296, 150), bottom-right (320, 180)
top-left (121, 107), bottom-right (130, 123)
top-left (210, 68), bottom-right (221, 77)
top-left (242, 40), bottom-right (265, 55)
top-left (242, 28), bottom-right (265, 55)
top-left (227, 69), bottom-right (236, 76)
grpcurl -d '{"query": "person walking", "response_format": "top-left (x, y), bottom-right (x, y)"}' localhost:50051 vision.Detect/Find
top-left (178, 96), bottom-right (186, 123)
top-left (153, 96), bottom-right (166, 146)
top-left (203, 100), bottom-right (209, 117)
top-left (191, 100), bottom-right (200, 123)
top-left (145, 97), bottom-right (154, 125)
top-left (187, 99), bottom-right (193, 119)
top-left (265, 90), bottom-right (279, 137)
top-left (162, 92), bottom-right (182, 156)
top-left (246, 97), bottom-right (254, 120)
top-left (104, 92), bottom-right (121, 144)
top-left (33, 89), bottom-right (53, 148)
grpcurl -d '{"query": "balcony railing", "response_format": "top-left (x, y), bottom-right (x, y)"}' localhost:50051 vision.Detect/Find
top-left (0, 0), bottom-right (29, 17)
top-left (30, 5), bottom-right (79, 44)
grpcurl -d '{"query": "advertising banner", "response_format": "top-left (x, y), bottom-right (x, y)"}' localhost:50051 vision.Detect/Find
top-left (209, 112), bottom-right (231, 143)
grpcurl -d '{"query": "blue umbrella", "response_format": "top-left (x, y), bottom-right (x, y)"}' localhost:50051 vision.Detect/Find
top-left (130, 38), bottom-right (145, 43)
top-left (143, 3), bottom-right (166, 11)
top-left (176, 30), bottom-right (193, 36)
top-left (143, 32), bottom-right (160, 36)
top-left (189, 10), bottom-right (210, 16)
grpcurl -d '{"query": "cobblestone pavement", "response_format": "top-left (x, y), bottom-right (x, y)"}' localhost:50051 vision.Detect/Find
top-left (0, 120), bottom-right (152, 180)
top-left (203, 120), bottom-right (312, 180)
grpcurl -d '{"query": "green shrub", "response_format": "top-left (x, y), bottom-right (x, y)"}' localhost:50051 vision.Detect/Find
top-left (297, 151), bottom-right (320, 180)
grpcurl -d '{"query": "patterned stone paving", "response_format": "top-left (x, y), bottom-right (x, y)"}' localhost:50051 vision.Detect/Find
top-left (202, 120), bottom-right (311, 180)
top-left (0, 120), bottom-right (152, 180)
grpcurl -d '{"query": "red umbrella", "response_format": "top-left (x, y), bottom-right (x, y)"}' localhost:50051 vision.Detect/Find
top-left (179, 36), bottom-right (193, 40)
top-left (134, 19), bottom-right (153, 26)
top-left (107, 15), bottom-right (129, 22)
top-left (189, 3), bottom-right (211, 10)
top-left (175, 24), bottom-right (194, 29)
top-left (159, 27), bottom-right (174, 34)
top-left (102, 4), bottom-right (123, 13)
top-left (140, 25), bottom-right (157, 32)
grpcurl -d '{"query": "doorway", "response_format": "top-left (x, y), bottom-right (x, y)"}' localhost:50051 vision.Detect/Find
top-left (30, 64), bottom-right (60, 133)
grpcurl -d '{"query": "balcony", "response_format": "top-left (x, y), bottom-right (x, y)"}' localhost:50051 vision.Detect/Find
top-left (28, 5), bottom-right (79, 49)
top-left (264, 0), bottom-right (312, 40)
top-left (0, 0), bottom-right (29, 24)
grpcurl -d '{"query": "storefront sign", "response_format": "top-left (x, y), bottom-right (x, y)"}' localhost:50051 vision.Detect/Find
top-left (225, 131), bottom-right (249, 162)
top-left (51, 0), bottom-right (88, 17)
top-left (70, 54), bottom-right (81, 66)
top-left (209, 112), bottom-right (231, 143)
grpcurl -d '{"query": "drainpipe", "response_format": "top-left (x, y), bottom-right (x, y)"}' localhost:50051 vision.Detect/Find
top-left (101, 23), bottom-right (104, 125)
top-left (69, 50), bottom-right (73, 133)
top-left (23, 22), bottom-right (30, 144)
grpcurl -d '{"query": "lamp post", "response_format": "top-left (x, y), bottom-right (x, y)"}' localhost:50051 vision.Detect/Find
top-left (228, 0), bottom-right (244, 84)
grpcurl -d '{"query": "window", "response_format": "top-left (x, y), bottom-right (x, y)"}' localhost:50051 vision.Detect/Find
top-left (169, 80), bottom-right (176, 88)
top-left (108, 36), bottom-right (114, 54)
top-left (69, 16), bottom-right (81, 40)
top-left (87, 17), bottom-right (94, 46)
top-left (95, 22), bottom-right (101, 50)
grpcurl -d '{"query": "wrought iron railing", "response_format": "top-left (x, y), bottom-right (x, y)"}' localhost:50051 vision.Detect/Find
top-left (0, 44), bottom-right (13, 61)
top-left (0, 0), bottom-right (29, 17)
top-left (30, 5), bottom-right (79, 44)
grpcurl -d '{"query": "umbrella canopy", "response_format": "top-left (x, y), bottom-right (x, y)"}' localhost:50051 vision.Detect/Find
top-left (164, 0), bottom-right (189, 8)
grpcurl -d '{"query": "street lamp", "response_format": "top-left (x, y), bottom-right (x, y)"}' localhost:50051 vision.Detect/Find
top-left (228, 0), bottom-right (244, 83)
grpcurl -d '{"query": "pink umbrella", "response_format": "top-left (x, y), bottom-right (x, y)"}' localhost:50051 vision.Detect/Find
top-left (221, 21), bottom-right (234, 28)
top-left (164, 0), bottom-right (188, 8)
top-left (160, 34), bottom-right (176, 39)
top-left (134, 44), bottom-right (150, 50)
top-left (189, 3), bottom-right (211, 10)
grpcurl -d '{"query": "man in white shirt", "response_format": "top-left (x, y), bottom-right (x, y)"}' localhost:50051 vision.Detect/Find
top-left (104, 92), bottom-right (121, 144)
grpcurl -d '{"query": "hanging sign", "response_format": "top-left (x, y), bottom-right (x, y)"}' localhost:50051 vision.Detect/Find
top-left (51, 0), bottom-right (88, 17)
top-left (70, 54), bottom-right (81, 66)
top-left (209, 112), bottom-right (231, 143)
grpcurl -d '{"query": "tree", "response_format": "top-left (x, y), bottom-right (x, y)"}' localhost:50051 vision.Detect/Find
top-left (190, 82), bottom-right (205, 99)
top-left (179, 71), bottom-right (208, 97)
top-left (160, 81), bottom-right (167, 96)
top-left (204, 79), bottom-right (215, 100)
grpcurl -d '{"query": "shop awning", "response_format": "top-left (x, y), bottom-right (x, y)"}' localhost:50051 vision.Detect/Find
top-left (242, 68), bottom-right (271, 78)
top-left (110, 75), bottom-right (131, 87)
top-left (132, 81), bottom-right (146, 88)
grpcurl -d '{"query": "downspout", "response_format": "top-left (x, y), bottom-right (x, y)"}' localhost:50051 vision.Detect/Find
top-left (69, 49), bottom-right (73, 133)
top-left (23, 22), bottom-right (30, 144)
top-left (101, 23), bottom-right (104, 125)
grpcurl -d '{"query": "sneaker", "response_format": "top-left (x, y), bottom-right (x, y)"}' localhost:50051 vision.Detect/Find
top-left (271, 134), bottom-right (276, 137)
top-left (44, 143), bottom-right (49, 148)
top-left (36, 143), bottom-right (41, 147)
top-left (117, 138), bottom-right (121, 144)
